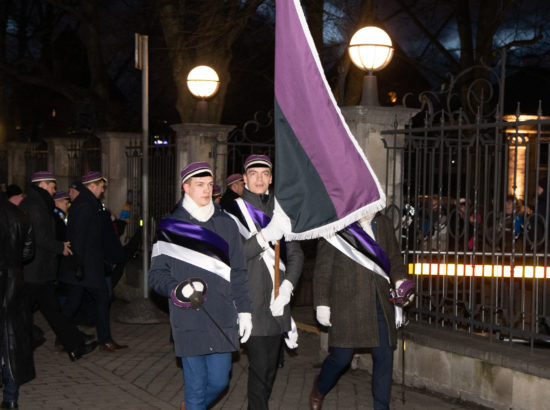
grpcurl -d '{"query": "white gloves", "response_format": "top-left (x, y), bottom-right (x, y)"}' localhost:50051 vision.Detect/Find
top-left (238, 312), bottom-right (252, 343)
top-left (316, 305), bottom-right (331, 326)
top-left (284, 318), bottom-right (299, 349)
top-left (270, 280), bottom-right (293, 317)
top-left (260, 201), bottom-right (291, 243)
top-left (395, 305), bottom-right (404, 328)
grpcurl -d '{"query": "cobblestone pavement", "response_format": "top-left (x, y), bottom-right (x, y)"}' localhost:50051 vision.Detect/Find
top-left (17, 302), bottom-right (482, 410)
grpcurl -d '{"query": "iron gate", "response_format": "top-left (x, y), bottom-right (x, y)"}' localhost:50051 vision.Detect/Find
top-left (382, 65), bottom-right (550, 347)
top-left (212, 110), bottom-right (275, 179)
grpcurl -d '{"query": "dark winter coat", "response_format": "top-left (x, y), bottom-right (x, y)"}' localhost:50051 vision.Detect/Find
top-left (148, 199), bottom-right (251, 357)
top-left (220, 188), bottom-right (240, 212)
top-left (313, 213), bottom-right (406, 348)
top-left (59, 187), bottom-right (107, 290)
top-left (0, 197), bottom-right (36, 385)
top-left (20, 185), bottom-right (64, 283)
top-left (239, 189), bottom-right (304, 336)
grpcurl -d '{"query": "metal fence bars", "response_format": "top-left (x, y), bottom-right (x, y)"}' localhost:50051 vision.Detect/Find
top-left (382, 105), bottom-right (550, 347)
top-left (125, 136), bottom-right (176, 248)
top-left (211, 110), bottom-right (275, 178)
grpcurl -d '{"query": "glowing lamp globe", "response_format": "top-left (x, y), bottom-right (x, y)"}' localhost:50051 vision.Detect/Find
top-left (348, 26), bottom-right (394, 72)
top-left (187, 66), bottom-right (220, 99)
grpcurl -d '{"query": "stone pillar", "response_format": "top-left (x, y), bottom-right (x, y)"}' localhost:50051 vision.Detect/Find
top-left (171, 123), bottom-right (235, 199)
top-left (341, 105), bottom-right (418, 212)
top-left (98, 132), bottom-right (141, 214)
top-left (45, 137), bottom-right (84, 191)
top-left (6, 142), bottom-right (28, 188)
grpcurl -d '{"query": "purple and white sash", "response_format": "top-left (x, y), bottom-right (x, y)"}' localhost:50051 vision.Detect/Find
top-left (151, 218), bottom-right (231, 282)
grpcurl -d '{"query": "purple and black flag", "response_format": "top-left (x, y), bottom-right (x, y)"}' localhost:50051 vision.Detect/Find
top-left (274, 0), bottom-right (386, 240)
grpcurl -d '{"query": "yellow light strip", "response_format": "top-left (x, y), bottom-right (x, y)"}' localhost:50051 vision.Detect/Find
top-left (408, 263), bottom-right (550, 279)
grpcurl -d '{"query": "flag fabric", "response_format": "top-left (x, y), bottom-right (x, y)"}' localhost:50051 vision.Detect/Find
top-left (274, 0), bottom-right (386, 240)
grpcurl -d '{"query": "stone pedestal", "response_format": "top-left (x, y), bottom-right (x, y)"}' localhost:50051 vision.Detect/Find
top-left (341, 105), bottom-right (418, 210)
top-left (99, 132), bottom-right (140, 214)
top-left (171, 123), bottom-right (235, 199)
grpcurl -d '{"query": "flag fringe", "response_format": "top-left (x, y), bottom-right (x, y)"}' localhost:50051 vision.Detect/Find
top-left (277, 196), bottom-right (387, 241)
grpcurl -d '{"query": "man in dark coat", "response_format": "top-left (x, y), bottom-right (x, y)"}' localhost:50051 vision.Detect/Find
top-left (20, 171), bottom-right (95, 362)
top-left (148, 162), bottom-right (252, 410)
top-left (223, 155), bottom-right (304, 410)
top-left (219, 173), bottom-right (244, 210)
top-left (310, 213), bottom-right (412, 410)
top-left (60, 171), bottom-right (127, 352)
top-left (0, 193), bottom-right (35, 408)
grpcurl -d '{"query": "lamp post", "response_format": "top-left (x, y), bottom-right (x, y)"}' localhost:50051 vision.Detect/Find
top-left (187, 65), bottom-right (221, 123)
top-left (348, 26), bottom-right (394, 106)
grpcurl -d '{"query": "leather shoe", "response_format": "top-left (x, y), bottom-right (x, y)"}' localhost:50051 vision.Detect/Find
top-left (98, 341), bottom-right (128, 352)
top-left (309, 376), bottom-right (324, 410)
top-left (68, 341), bottom-right (98, 361)
top-left (1, 401), bottom-right (18, 408)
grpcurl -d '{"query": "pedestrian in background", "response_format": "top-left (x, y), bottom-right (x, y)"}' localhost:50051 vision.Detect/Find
top-left (0, 193), bottom-right (36, 409)
top-left (60, 171), bottom-right (127, 352)
top-left (20, 171), bottom-right (95, 361)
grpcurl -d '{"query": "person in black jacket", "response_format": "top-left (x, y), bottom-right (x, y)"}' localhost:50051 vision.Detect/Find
top-left (20, 171), bottom-right (96, 362)
top-left (60, 171), bottom-right (127, 352)
top-left (0, 193), bottom-right (35, 409)
top-left (219, 173), bottom-right (244, 210)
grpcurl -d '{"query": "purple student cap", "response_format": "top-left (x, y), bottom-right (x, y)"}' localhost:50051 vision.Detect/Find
top-left (225, 173), bottom-right (243, 186)
top-left (53, 190), bottom-right (69, 200)
top-left (31, 171), bottom-right (56, 183)
top-left (181, 162), bottom-right (213, 183)
top-left (81, 171), bottom-right (107, 184)
top-left (212, 184), bottom-right (222, 197)
top-left (244, 154), bottom-right (272, 171)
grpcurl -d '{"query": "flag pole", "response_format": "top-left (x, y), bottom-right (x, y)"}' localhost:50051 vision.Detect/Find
top-left (274, 240), bottom-right (280, 298)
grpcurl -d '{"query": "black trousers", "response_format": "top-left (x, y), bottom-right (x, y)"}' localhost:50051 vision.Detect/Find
top-left (246, 334), bottom-right (283, 410)
top-left (62, 284), bottom-right (111, 345)
top-left (26, 282), bottom-right (83, 352)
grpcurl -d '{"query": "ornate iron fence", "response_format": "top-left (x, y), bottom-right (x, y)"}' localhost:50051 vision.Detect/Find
top-left (383, 83), bottom-right (550, 347)
top-left (67, 135), bottom-right (102, 183)
top-left (212, 110), bottom-right (275, 178)
top-left (125, 136), bottom-right (176, 246)
top-left (24, 140), bottom-right (48, 182)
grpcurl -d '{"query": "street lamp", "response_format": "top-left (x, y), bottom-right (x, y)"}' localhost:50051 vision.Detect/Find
top-left (348, 26), bottom-right (394, 106)
top-left (187, 65), bottom-right (220, 123)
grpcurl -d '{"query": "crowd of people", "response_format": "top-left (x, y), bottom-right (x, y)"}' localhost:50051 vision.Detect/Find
top-left (148, 154), bottom-right (414, 410)
top-left (1, 156), bottom-right (415, 410)
top-left (0, 170), bottom-right (131, 408)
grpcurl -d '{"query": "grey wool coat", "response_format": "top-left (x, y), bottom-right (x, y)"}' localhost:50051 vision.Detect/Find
top-left (313, 213), bottom-right (407, 348)
top-left (240, 189), bottom-right (304, 336)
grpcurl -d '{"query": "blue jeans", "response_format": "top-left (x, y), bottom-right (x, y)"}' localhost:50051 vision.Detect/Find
top-left (2, 327), bottom-right (18, 403)
top-left (181, 353), bottom-right (232, 410)
top-left (317, 297), bottom-right (394, 410)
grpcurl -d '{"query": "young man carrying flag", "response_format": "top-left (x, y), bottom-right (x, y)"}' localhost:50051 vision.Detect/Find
top-left (222, 154), bottom-right (304, 410)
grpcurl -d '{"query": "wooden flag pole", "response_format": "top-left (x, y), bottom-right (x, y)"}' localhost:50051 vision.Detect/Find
top-left (274, 240), bottom-right (280, 298)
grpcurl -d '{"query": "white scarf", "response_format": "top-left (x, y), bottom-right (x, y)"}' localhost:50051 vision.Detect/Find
top-left (358, 214), bottom-right (375, 238)
top-left (182, 195), bottom-right (214, 222)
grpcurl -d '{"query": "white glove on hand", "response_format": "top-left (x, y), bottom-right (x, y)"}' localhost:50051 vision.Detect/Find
top-left (260, 200), bottom-right (291, 243)
top-left (395, 305), bottom-right (404, 328)
top-left (284, 318), bottom-right (299, 349)
top-left (316, 305), bottom-right (331, 327)
top-left (270, 280), bottom-right (293, 317)
top-left (238, 312), bottom-right (252, 343)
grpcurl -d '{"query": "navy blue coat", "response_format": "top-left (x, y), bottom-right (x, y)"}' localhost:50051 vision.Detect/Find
top-left (148, 199), bottom-right (251, 357)
top-left (59, 187), bottom-right (107, 290)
